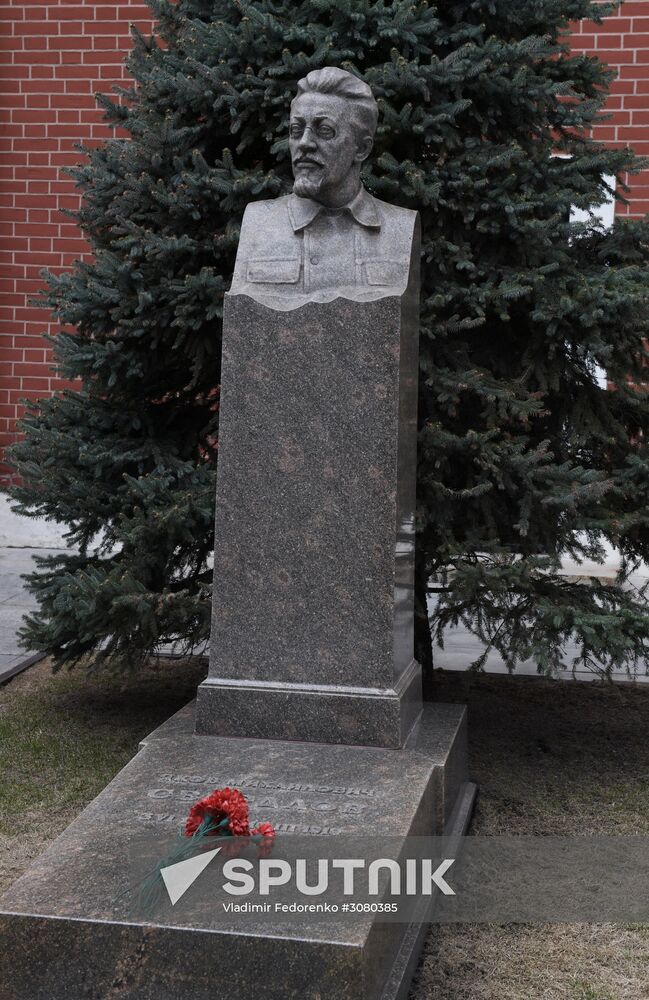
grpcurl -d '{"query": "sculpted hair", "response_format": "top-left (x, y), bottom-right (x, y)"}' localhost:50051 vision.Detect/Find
top-left (293, 67), bottom-right (379, 138)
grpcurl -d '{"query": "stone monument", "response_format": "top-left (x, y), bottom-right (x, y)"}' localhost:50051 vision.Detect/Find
top-left (0, 68), bottom-right (476, 1000)
top-left (196, 67), bottom-right (422, 748)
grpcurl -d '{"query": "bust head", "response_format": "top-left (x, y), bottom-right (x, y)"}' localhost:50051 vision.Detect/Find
top-left (289, 67), bottom-right (378, 209)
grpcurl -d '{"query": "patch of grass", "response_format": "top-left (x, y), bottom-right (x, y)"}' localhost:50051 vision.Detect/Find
top-left (0, 656), bottom-right (205, 893)
top-left (409, 671), bottom-right (649, 1000)
top-left (570, 981), bottom-right (618, 1000)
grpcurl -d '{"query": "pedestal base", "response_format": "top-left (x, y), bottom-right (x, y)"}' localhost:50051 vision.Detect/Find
top-left (195, 658), bottom-right (422, 748)
top-left (0, 703), bottom-right (475, 1000)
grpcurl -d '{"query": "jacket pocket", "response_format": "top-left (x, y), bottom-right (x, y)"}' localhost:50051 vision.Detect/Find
top-left (247, 258), bottom-right (301, 284)
top-left (364, 260), bottom-right (409, 286)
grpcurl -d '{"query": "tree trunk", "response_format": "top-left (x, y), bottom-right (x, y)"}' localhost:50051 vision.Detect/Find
top-left (414, 539), bottom-right (434, 700)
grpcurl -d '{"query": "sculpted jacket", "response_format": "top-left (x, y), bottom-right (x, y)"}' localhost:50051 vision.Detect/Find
top-left (230, 187), bottom-right (418, 299)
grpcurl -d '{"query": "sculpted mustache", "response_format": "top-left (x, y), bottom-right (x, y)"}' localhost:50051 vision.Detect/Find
top-left (294, 158), bottom-right (324, 167)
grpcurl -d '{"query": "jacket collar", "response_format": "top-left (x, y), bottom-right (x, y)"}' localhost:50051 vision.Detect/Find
top-left (288, 186), bottom-right (381, 232)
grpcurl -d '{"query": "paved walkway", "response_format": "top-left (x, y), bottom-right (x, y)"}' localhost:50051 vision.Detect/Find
top-left (0, 547), bottom-right (51, 683)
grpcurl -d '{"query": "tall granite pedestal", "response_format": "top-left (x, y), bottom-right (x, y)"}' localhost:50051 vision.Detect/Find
top-left (196, 288), bottom-right (421, 748)
top-left (0, 217), bottom-right (476, 999)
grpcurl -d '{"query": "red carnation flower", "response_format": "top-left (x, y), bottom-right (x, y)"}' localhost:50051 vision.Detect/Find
top-left (184, 787), bottom-right (250, 838)
top-left (252, 822), bottom-right (276, 840)
top-left (252, 821), bottom-right (276, 857)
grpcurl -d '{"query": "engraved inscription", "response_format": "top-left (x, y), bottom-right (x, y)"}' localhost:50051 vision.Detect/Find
top-left (135, 813), bottom-right (343, 835)
top-left (140, 771), bottom-right (378, 836)
top-left (157, 773), bottom-right (381, 798)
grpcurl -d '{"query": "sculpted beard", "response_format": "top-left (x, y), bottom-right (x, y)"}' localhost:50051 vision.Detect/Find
top-left (293, 167), bottom-right (324, 199)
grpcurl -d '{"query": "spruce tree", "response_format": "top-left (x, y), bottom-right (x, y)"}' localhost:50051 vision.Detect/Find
top-left (10, 0), bottom-right (649, 682)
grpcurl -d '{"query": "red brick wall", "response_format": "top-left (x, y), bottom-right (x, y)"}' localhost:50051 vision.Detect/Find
top-left (0, 1), bottom-right (153, 485)
top-left (1, 2), bottom-right (648, 484)
top-left (571, 1), bottom-right (649, 218)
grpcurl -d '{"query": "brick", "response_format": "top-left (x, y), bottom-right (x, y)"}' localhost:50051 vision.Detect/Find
top-left (25, 239), bottom-right (52, 252)
top-left (0, 96), bottom-right (27, 110)
top-left (0, 210), bottom-right (27, 223)
top-left (48, 124), bottom-right (91, 137)
top-left (14, 109), bottom-right (52, 124)
top-left (598, 95), bottom-right (623, 109)
top-left (14, 22), bottom-right (60, 35)
top-left (622, 95), bottom-right (649, 107)
top-left (617, 1), bottom-right (649, 13)
top-left (609, 79), bottom-right (635, 93)
top-left (57, 63), bottom-right (99, 78)
top-left (20, 336), bottom-right (52, 349)
top-left (57, 238), bottom-right (89, 252)
top-left (0, 125), bottom-right (25, 139)
top-left (18, 166), bottom-right (56, 180)
top-left (21, 78), bottom-right (65, 91)
top-left (603, 111), bottom-right (632, 124)
top-left (48, 35), bottom-right (96, 51)
top-left (25, 125), bottom-right (47, 139)
top-left (12, 139), bottom-right (58, 152)
top-left (13, 48), bottom-right (58, 63)
top-left (57, 224), bottom-right (83, 239)
top-left (600, 18), bottom-right (633, 33)
top-left (89, 21), bottom-right (130, 36)
top-left (94, 7), bottom-right (120, 19)
top-left (24, 95), bottom-right (50, 108)
top-left (82, 51), bottom-right (128, 65)
top-left (16, 224), bottom-right (60, 238)
top-left (50, 152), bottom-right (86, 166)
top-left (14, 307), bottom-right (52, 321)
top-left (94, 36), bottom-right (120, 50)
top-left (55, 94), bottom-right (97, 108)
top-left (64, 81), bottom-right (93, 93)
top-left (617, 125), bottom-right (649, 139)
top-left (22, 36), bottom-right (49, 51)
top-left (621, 64), bottom-right (649, 78)
top-left (20, 378), bottom-right (51, 390)
top-left (623, 199), bottom-right (649, 213)
top-left (596, 49), bottom-right (636, 64)
top-left (54, 6), bottom-right (95, 20)
top-left (29, 66), bottom-right (56, 79)
top-left (0, 79), bottom-right (22, 93)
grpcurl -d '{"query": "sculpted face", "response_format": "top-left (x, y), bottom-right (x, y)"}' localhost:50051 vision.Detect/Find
top-left (289, 92), bottom-right (373, 209)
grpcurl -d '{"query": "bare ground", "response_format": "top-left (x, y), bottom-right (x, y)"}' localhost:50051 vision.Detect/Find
top-left (0, 655), bottom-right (205, 895)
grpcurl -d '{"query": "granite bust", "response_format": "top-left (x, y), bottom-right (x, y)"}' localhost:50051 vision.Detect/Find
top-left (230, 67), bottom-right (419, 303)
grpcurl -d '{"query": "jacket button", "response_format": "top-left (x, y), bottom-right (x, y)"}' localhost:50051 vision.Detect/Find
top-left (310, 255), bottom-right (320, 265)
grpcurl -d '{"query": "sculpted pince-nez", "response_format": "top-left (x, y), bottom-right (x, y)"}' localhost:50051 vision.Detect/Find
top-left (230, 67), bottom-right (418, 300)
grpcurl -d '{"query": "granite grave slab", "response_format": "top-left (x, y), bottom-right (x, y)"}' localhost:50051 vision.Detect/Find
top-left (0, 702), bottom-right (474, 1000)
